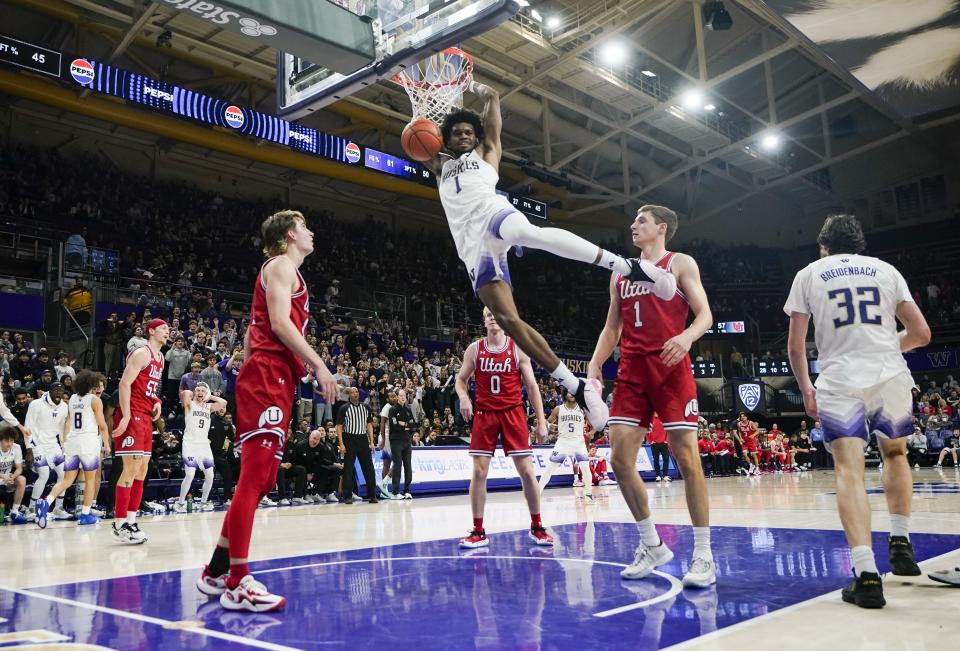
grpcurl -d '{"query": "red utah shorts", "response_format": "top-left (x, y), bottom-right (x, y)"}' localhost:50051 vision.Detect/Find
top-left (469, 405), bottom-right (531, 457)
top-left (234, 352), bottom-right (298, 461)
top-left (610, 354), bottom-right (699, 433)
top-left (113, 408), bottom-right (153, 456)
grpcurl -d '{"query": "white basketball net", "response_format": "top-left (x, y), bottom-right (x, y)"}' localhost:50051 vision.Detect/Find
top-left (392, 47), bottom-right (474, 126)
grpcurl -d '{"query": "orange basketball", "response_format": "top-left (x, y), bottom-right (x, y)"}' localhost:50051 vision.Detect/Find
top-left (401, 118), bottom-right (443, 161)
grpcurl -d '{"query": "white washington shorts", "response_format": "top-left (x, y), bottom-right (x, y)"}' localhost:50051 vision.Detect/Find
top-left (63, 435), bottom-right (102, 472)
top-left (548, 438), bottom-right (590, 464)
top-left (182, 441), bottom-right (214, 470)
top-left (33, 443), bottom-right (64, 468)
top-left (449, 201), bottom-right (519, 294)
top-left (816, 371), bottom-right (914, 452)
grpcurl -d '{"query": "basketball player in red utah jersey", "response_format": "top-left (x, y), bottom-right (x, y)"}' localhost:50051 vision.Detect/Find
top-left (588, 204), bottom-right (716, 588)
top-left (456, 307), bottom-right (553, 548)
top-left (111, 318), bottom-right (168, 544)
top-left (196, 210), bottom-right (338, 612)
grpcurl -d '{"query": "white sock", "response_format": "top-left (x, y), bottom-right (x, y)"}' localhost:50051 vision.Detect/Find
top-left (851, 545), bottom-right (878, 576)
top-left (890, 513), bottom-right (910, 539)
top-left (693, 526), bottom-right (713, 560)
top-left (201, 467), bottom-right (215, 503)
top-left (637, 516), bottom-right (662, 547)
top-left (578, 460), bottom-right (593, 495)
top-left (126, 511), bottom-right (137, 525)
top-left (538, 462), bottom-right (559, 493)
top-left (597, 249), bottom-right (632, 276)
top-left (81, 505), bottom-right (91, 515)
top-left (179, 466), bottom-right (196, 503)
top-left (550, 363), bottom-right (580, 394)
top-left (54, 497), bottom-right (64, 511)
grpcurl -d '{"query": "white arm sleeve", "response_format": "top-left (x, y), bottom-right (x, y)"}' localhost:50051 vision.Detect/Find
top-left (0, 392), bottom-right (19, 427)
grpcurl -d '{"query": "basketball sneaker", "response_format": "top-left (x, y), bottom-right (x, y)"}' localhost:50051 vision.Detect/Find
top-left (278, 498), bottom-right (291, 506)
top-left (574, 378), bottom-right (609, 431)
top-left (529, 526), bottom-right (554, 546)
top-left (403, 493), bottom-right (413, 500)
top-left (196, 566), bottom-right (229, 597)
top-left (200, 501), bottom-right (216, 511)
top-left (627, 258), bottom-right (677, 300)
top-left (112, 522), bottom-right (146, 545)
top-left (173, 501), bottom-right (188, 513)
top-left (130, 523), bottom-right (148, 542)
top-left (260, 496), bottom-right (277, 507)
top-left (220, 575), bottom-right (286, 612)
top-left (927, 566), bottom-right (960, 586)
top-left (292, 497), bottom-right (310, 505)
top-left (34, 498), bottom-right (49, 529)
top-left (621, 541), bottom-right (674, 580)
top-left (599, 478), bottom-right (617, 486)
top-left (682, 556), bottom-right (717, 588)
top-left (78, 513), bottom-right (99, 526)
top-left (390, 493), bottom-right (405, 501)
top-left (841, 572), bottom-right (885, 609)
top-left (572, 478), bottom-right (584, 487)
top-left (324, 493), bottom-right (339, 503)
top-left (9, 511), bottom-right (29, 525)
top-left (90, 505), bottom-right (106, 517)
top-left (459, 528), bottom-right (489, 549)
top-left (888, 536), bottom-right (921, 576)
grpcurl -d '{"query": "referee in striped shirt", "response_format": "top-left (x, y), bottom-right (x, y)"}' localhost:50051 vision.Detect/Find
top-left (336, 387), bottom-right (379, 503)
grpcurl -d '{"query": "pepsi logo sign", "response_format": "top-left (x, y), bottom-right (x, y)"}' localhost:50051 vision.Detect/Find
top-left (70, 59), bottom-right (96, 86)
top-left (224, 105), bottom-right (245, 129)
top-left (289, 131), bottom-right (312, 144)
top-left (344, 142), bottom-right (361, 163)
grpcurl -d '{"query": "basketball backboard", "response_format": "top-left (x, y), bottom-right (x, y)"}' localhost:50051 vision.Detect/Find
top-left (277, 0), bottom-right (520, 120)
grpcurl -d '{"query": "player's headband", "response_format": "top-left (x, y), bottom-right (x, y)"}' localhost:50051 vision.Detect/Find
top-left (146, 318), bottom-right (168, 334)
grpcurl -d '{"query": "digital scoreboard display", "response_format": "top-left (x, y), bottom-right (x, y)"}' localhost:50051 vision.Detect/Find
top-left (0, 34), bottom-right (61, 77)
top-left (692, 361), bottom-right (722, 378)
top-left (758, 359), bottom-right (792, 377)
top-left (704, 321), bottom-right (746, 335)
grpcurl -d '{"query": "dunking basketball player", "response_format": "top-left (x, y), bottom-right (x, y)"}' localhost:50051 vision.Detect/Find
top-left (785, 214), bottom-right (930, 608)
top-left (588, 205), bottom-right (716, 588)
top-left (197, 210), bottom-right (338, 612)
top-left (456, 307), bottom-right (553, 548)
top-left (422, 79), bottom-right (677, 431)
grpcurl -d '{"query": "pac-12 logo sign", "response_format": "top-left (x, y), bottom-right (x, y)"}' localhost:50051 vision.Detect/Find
top-left (738, 383), bottom-right (761, 411)
top-left (70, 59), bottom-right (96, 86)
top-left (344, 142), bottom-right (361, 163)
top-left (224, 105), bottom-right (245, 129)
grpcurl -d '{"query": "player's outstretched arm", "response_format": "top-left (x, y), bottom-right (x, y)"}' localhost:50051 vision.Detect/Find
top-left (455, 342), bottom-right (478, 422)
top-left (180, 389), bottom-right (194, 413)
top-left (662, 254), bottom-right (713, 367)
top-left (896, 301), bottom-right (931, 352)
top-left (208, 395), bottom-right (228, 415)
top-left (588, 273), bottom-right (623, 382)
top-left (518, 349), bottom-right (547, 442)
top-left (469, 79), bottom-right (502, 162)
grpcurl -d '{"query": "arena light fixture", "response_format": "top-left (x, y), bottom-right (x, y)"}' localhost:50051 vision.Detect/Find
top-left (531, 9), bottom-right (543, 22)
top-left (546, 16), bottom-right (561, 29)
top-left (599, 41), bottom-right (628, 66)
top-left (703, 103), bottom-right (716, 111)
top-left (641, 70), bottom-right (657, 77)
top-left (680, 89), bottom-right (704, 109)
top-left (760, 132), bottom-right (781, 151)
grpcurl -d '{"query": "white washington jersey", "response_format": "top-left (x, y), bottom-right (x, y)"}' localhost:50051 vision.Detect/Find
top-left (439, 150), bottom-right (516, 289)
top-left (183, 402), bottom-right (212, 445)
top-left (556, 404), bottom-right (586, 442)
top-left (67, 394), bottom-right (99, 439)
top-left (25, 393), bottom-right (68, 449)
top-left (0, 444), bottom-right (22, 478)
top-left (783, 253), bottom-right (912, 390)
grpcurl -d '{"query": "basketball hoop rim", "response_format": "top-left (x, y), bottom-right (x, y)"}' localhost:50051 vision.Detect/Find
top-left (391, 47), bottom-right (474, 90)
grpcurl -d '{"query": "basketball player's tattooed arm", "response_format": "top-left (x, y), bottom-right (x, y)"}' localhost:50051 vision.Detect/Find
top-left (455, 341), bottom-right (478, 422)
top-left (787, 312), bottom-right (817, 419)
top-left (587, 273), bottom-right (624, 384)
top-left (114, 346), bottom-right (150, 437)
top-left (264, 257), bottom-right (338, 403)
top-left (661, 254), bottom-right (712, 367)
top-left (518, 348), bottom-right (548, 443)
top-left (468, 78), bottom-right (502, 166)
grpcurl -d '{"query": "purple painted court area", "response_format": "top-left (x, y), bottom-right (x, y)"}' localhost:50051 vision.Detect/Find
top-left (3, 524), bottom-right (959, 650)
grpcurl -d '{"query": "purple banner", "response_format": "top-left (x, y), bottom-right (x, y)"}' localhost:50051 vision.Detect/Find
top-left (0, 294), bottom-right (44, 331)
top-left (904, 348), bottom-right (960, 372)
